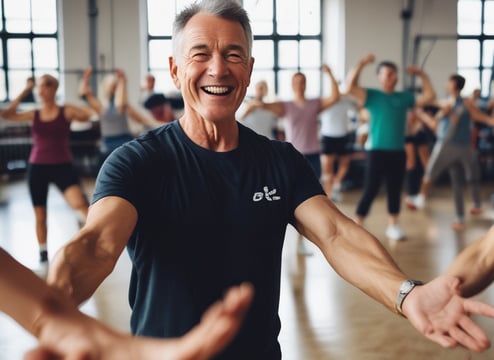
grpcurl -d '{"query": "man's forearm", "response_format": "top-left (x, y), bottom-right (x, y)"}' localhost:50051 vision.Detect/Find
top-left (47, 231), bottom-right (118, 304)
top-left (447, 226), bottom-right (494, 297)
top-left (417, 73), bottom-right (436, 106)
top-left (327, 220), bottom-right (407, 312)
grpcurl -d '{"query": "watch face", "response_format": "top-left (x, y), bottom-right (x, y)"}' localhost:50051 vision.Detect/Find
top-left (400, 280), bottom-right (414, 293)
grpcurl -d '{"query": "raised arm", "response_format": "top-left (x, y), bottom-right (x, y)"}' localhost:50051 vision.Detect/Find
top-left (126, 104), bottom-right (163, 128)
top-left (415, 106), bottom-right (441, 132)
top-left (319, 64), bottom-right (340, 111)
top-left (47, 196), bottom-right (137, 304)
top-left (114, 68), bottom-right (128, 115)
top-left (260, 100), bottom-right (285, 118)
top-left (1, 78), bottom-right (36, 122)
top-left (446, 225), bottom-right (494, 297)
top-left (79, 67), bottom-right (104, 115)
top-left (114, 69), bottom-right (162, 128)
top-left (344, 53), bottom-right (374, 106)
top-left (406, 65), bottom-right (436, 108)
top-left (295, 195), bottom-right (494, 352)
top-left (464, 97), bottom-right (494, 127)
top-left (64, 103), bottom-right (98, 123)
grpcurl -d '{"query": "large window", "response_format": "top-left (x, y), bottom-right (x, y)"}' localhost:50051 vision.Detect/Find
top-left (146, 0), bottom-right (323, 99)
top-left (0, 0), bottom-right (59, 102)
top-left (457, 0), bottom-right (494, 97)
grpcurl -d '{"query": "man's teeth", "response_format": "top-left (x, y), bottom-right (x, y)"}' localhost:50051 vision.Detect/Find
top-left (203, 86), bottom-right (229, 94)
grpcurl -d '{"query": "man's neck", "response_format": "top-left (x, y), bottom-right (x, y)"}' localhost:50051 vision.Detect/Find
top-left (178, 115), bottom-right (239, 152)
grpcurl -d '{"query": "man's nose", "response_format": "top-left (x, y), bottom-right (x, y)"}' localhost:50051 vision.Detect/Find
top-left (208, 54), bottom-right (229, 78)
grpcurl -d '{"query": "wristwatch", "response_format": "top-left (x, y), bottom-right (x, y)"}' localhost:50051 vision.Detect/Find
top-left (395, 279), bottom-right (423, 317)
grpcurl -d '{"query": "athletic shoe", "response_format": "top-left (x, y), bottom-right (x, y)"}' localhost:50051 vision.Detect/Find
top-left (470, 208), bottom-right (483, 216)
top-left (385, 224), bottom-right (406, 241)
top-left (413, 194), bottom-right (425, 210)
top-left (451, 221), bottom-right (465, 231)
top-left (405, 196), bottom-right (417, 210)
top-left (331, 183), bottom-right (342, 203)
top-left (331, 190), bottom-right (342, 203)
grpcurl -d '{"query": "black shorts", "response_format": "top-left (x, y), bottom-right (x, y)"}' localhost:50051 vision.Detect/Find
top-left (27, 163), bottom-right (81, 206)
top-left (321, 135), bottom-right (353, 155)
top-left (405, 129), bottom-right (428, 146)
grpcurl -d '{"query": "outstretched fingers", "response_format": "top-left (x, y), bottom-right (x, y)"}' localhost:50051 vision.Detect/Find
top-left (179, 283), bottom-right (254, 360)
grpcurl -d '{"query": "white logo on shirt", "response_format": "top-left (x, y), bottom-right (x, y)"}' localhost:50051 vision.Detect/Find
top-left (253, 186), bottom-right (281, 202)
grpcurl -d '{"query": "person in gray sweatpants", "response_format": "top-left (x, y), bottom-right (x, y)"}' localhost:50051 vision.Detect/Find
top-left (412, 74), bottom-right (492, 230)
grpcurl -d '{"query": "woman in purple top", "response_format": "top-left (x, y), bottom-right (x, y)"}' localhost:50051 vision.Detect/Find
top-left (1, 75), bottom-right (96, 277)
top-left (260, 64), bottom-right (340, 179)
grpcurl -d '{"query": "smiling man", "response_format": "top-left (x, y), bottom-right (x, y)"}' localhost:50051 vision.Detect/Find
top-left (48, 1), bottom-right (494, 359)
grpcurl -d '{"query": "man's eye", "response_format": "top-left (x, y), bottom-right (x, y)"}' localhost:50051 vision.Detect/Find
top-left (192, 53), bottom-right (209, 61)
top-left (226, 53), bottom-right (243, 63)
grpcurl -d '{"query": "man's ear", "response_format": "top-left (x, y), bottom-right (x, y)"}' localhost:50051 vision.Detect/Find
top-left (169, 56), bottom-right (181, 90)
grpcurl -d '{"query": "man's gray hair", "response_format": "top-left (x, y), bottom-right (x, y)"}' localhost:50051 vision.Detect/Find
top-left (172, 0), bottom-right (253, 59)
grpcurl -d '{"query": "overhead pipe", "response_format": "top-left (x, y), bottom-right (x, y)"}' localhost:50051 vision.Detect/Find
top-left (88, 0), bottom-right (98, 93)
top-left (401, 0), bottom-right (414, 91)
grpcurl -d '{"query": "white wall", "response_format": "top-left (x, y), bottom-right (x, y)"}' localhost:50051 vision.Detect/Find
top-left (60, 0), bottom-right (146, 104)
top-left (338, 0), bottom-right (457, 95)
top-left (59, 0), bottom-right (458, 104)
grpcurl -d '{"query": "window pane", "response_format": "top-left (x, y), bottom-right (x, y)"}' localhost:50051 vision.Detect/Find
top-left (32, 0), bottom-right (57, 34)
top-left (300, 0), bottom-right (320, 35)
top-left (33, 38), bottom-right (58, 68)
top-left (278, 41), bottom-right (298, 68)
top-left (485, 1), bottom-right (494, 35)
top-left (277, 70), bottom-right (295, 99)
top-left (147, 0), bottom-right (174, 35)
top-left (4, 0), bottom-right (31, 33)
top-left (7, 39), bottom-right (32, 69)
top-left (457, 1), bottom-right (482, 35)
top-left (0, 3), bottom-right (3, 31)
top-left (300, 40), bottom-right (320, 68)
top-left (458, 68), bottom-right (480, 95)
top-left (150, 70), bottom-right (175, 93)
top-left (8, 70), bottom-right (33, 100)
top-left (276, 0), bottom-right (298, 35)
top-left (0, 71), bottom-right (6, 101)
top-left (252, 40), bottom-right (274, 69)
top-left (244, 0), bottom-right (273, 35)
top-left (149, 39), bottom-right (172, 70)
top-left (483, 40), bottom-right (494, 67)
top-left (175, 0), bottom-right (196, 11)
top-left (457, 39), bottom-right (480, 67)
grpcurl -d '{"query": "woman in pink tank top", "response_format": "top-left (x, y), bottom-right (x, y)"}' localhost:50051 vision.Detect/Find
top-left (1, 75), bottom-right (96, 277)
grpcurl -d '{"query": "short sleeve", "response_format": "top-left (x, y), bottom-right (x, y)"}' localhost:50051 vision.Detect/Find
top-left (92, 141), bottom-right (147, 207)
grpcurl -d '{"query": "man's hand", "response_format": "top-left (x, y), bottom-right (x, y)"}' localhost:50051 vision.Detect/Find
top-left (403, 275), bottom-right (494, 352)
top-left (360, 53), bottom-right (375, 66)
top-left (406, 65), bottom-right (425, 76)
top-left (25, 283), bottom-right (254, 360)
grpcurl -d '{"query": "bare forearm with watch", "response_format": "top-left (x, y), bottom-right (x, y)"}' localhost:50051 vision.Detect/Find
top-left (294, 195), bottom-right (494, 353)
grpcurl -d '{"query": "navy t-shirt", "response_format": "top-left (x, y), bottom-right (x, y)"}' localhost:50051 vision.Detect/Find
top-left (93, 120), bottom-right (324, 359)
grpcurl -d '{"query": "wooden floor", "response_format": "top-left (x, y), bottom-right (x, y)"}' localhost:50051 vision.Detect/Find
top-left (2, 174), bottom-right (494, 359)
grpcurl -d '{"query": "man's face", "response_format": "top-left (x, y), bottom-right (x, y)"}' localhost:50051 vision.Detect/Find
top-left (169, 13), bottom-right (254, 123)
top-left (377, 66), bottom-right (398, 92)
top-left (292, 74), bottom-right (306, 96)
top-left (446, 79), bottom-right (457, 95)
